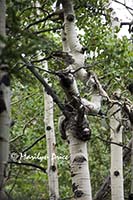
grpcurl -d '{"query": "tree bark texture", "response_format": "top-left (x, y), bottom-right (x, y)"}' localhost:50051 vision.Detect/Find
top-left (44, 62), bottom-right (59, 200)
top-left (0, 0), bottom-right (10, 199)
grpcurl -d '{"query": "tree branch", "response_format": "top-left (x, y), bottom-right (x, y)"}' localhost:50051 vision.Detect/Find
top-left (112, 0), bottom-right (133, 12)
top-left (33, 26), bottom-right (62, 34)
top-left (21, 55), bottom-right (66, 115)
top-left (22, 134), bottom-right (46, 154)
top-left (26, 9), bottom-right (64, 29)
top-left (96, 136), bottom-right (130, 150)
top-left (8, 161), bottom-right (47, 173)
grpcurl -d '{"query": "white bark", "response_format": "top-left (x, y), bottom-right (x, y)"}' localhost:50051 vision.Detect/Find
top-left (61, 0), bottom-right (107, 113)
top-left (44, 62), bottom-right (59, 200)
top-left (61, 28), bottom-right (70, 53)
top-left (61, 2), bottom-right (92, 199)
top-left (107, 1), bottom-right (124, 199)
top-left (62, 0), bottom-right (88, 82)
top-left (61, 1), bottom-right (102, 114)
top-left (107, 0), bottom-right (121, 29)
top-left (0, 1), bottom-right (10, 199)
top-left (131, 126), bottom-right (133, 195)
top-left (0, 0), bottom-right (6, 54)
top-left (94, 139), bottom-right (132, 200)
top-left (110, 97), bottom-right (124, 200)
top-left (81, 94), bottom-right (102, 115)
top-left (66, 121), bottom-right (92, 200)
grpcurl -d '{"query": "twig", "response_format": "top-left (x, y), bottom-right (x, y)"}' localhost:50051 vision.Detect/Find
top-left (33, 26), bottom-right (62, 34)
top-left (26, 13), bottom-right (55, 29)
top-left (8, 161), bottom-right (47, 173)
top-left (92, 73), bottom-right (111, 102)
top-left (96, 136), bottom-right (131, 150)
top-left (10, 134), bottom-right (24, 143)
top-left (112, 0), bottom-right (133, 12)
top-left (11, 92), bottom-right (37, 105)
top-left (19, 6), bottom-right (49, 16)
top-left (22, 134), bottom-right (46, 154)
top-left (33, 66), bottom-right (57, 76)
top-left (26, 9), bottom-right (64, 29)
top-left (31, 55), bottom-right (53, 63)
top-left (9, 168), bottom-right (21, 194)
top-left (22, 117), bottom-right (37, 134)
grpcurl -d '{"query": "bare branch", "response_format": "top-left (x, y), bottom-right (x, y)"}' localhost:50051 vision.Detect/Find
top-left (19, 6), bottom-right (49, 16)
top-left (26, 9), bottom-right (64, 29)
top-left (21, 55), bottom-right (66, 115)
top-left (22, 134), bottom-right (46, 154)
top-left (33, 26), bottom-right (62, 34)
top-left (8, 161), bottom-right (47, 173)
top-left (112, 0), bottom-right (133, 12)
top-left (96, 136), bottom-right (130, 150)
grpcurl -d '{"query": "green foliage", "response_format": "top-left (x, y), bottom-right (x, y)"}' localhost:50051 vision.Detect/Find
top-left (3, 0), bottom-right (132, 199)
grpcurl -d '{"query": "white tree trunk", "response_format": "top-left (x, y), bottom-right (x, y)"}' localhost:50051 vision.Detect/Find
top-left (62, 0), bottom-right (88, 82)
top-left (44, 62), bottom-right (59, 200)
top-left (107, 1), bottom-right (124, 199)
top-left (94, 139), bottom-right (132, 200)
top-left (0, 0), bottom-right (10, 199)
top-left (61, 2), bottom-right (92, 199)
top-left (130, 126), bottom-right (133, 198)
top-left (110, 96), bottom-right (124, 200)
top-left (66, 125), bottom-right (92, 200)
top-left (0, 0), bottom-right (6, 53)
top-left (60, 1), bottom-right (109, 199)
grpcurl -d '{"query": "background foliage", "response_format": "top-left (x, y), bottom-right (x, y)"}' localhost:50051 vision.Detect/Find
top-left (3, 0), bottom-right (133, 199)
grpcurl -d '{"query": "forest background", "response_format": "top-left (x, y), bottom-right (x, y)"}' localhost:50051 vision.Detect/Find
top-left (0, 0), bottom-right (133, 199)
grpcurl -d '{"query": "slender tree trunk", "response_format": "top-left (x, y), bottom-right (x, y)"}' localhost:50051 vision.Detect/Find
top-left (0, 0), bottom-right (6, 52)
top-left (94, 139), bottom-right (132, 200)
top-left (110, 91), bottom-right (124, 200)
top-left (129, 126), bottom-right (133, 199)
top-left (44, 61), bottom-right (59, 200)
top-left (106, 1), bottom-right (124, 199)
top-left (0, 0), bottom-right (10, 199)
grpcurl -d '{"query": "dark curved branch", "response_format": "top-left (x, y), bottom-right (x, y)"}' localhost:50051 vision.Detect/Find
top-left (33, 26), bottom-right (62, 34)
top-left (8, 161), bottom-right (47, 173)
top-left (19, 6), bottom-right (49, 16)
top-left (26, 9), bottom-right (64, 29)
top-left (22, 134), bottom-right (46, 154)
top-left (26, 13), bottom-right (55, 29)
top-left (32, 66), bottom-right (57, 75)
top-left (31, 55), bottom-right (53, 63)
top-left (112, 0), bottom-right (133, 12)
top-left (21, 55), bottom-right (66, 115)
top-left (96, 136), bottom-right (131, 150)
